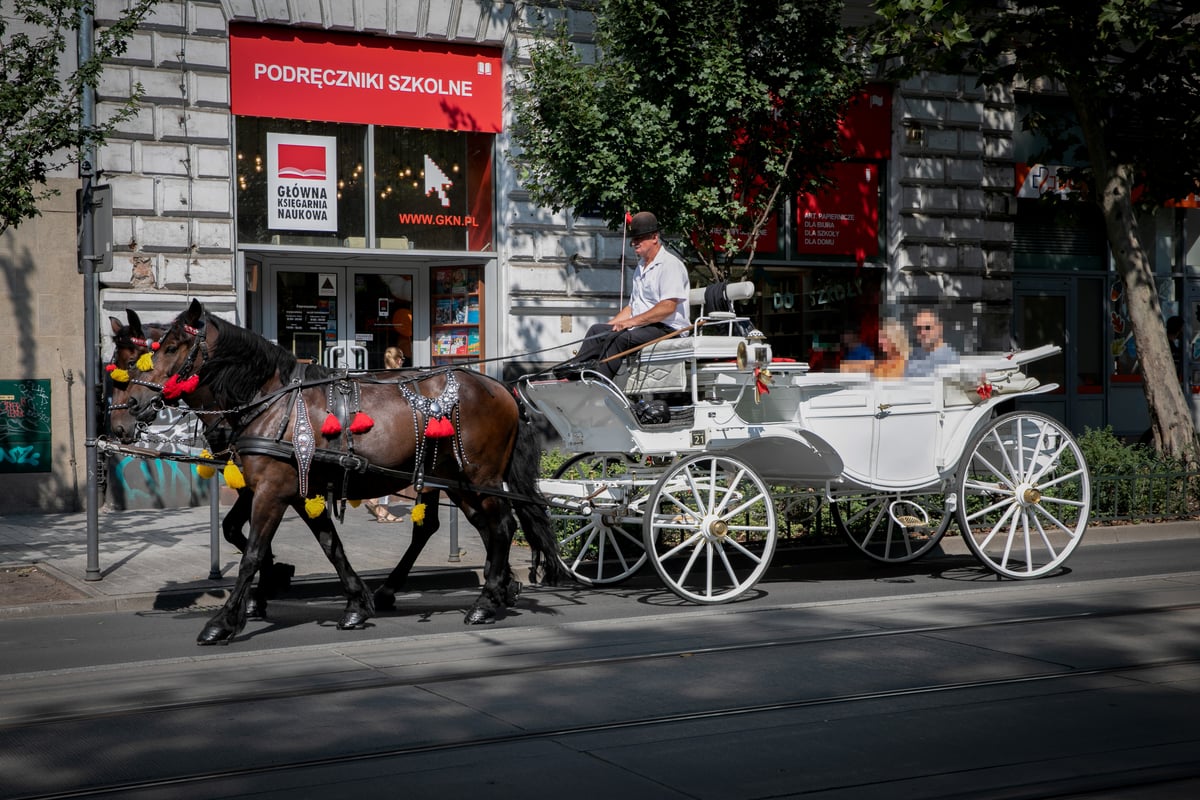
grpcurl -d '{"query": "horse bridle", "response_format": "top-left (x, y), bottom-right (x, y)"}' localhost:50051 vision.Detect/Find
top-left (109, 318), bottom-right (209, 414)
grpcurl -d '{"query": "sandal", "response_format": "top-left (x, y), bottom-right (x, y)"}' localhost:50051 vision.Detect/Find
top-left (366, 499), bottom-right (402, 523)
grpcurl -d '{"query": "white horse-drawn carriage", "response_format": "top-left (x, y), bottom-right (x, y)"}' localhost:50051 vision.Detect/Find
top-left (519, 283), bottom-right (1091, 603)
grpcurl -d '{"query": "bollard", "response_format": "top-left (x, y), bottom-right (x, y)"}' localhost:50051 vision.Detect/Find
top-left (448, 506), bottom-right (461, 562)
top-left (208, 475), bottom-right (222, 579)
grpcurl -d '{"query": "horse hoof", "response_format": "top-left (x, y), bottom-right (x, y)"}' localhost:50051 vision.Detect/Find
top-left (464, 607), bottom-right (496, 625)
top-left (246, 597), bottom-right (266, 619)
top-left (197, 625), bottom-right (234, 646)
top-left (504, 581), bottom-right (522, 607)
top-left (338, 610), bottom-right (371, 630)
top-left (373, 589), bottom-right (396, 611)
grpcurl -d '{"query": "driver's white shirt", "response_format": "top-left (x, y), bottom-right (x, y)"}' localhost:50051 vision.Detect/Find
top-left (630, 246), bottom-right (690, 330)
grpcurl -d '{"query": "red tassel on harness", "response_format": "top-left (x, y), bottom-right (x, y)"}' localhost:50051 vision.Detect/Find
top-left (425, 416), bottom-right (455, 438)
top-left (162, 373), bottom-right (199, 400)
top-left (349, 411), bottom-right (374, 434)
top-left (321, 413), bottom-right (342, 436)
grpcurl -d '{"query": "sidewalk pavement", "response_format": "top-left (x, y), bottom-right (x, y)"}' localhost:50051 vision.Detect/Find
top-left (0, 498), bottom-right (1196, 620)
top-left (0, 495), bottom-right (524, 619)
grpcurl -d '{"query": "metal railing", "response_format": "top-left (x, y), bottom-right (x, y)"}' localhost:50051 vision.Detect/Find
top-left (1089, 470), bottom-right (1200, 522)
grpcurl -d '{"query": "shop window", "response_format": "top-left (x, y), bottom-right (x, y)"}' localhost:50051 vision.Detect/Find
top-left (373, 128), bottom-right (494, 251)
top-left (235, 117), bottom-right (367, 247)
top-left (1014, 199), bottom-right (1106, 271)
top-left (753, 268), bottom-right (882, 368)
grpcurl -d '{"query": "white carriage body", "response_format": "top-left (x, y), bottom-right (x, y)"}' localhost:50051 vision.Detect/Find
top-left (522, 317), bottom-right (1060, 493)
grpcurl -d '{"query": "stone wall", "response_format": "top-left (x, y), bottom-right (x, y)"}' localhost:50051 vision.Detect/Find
top-left (0, 179), bottom-right (88, 512)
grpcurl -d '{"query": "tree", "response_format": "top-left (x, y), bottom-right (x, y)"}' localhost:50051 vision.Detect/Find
top-left (867, 0), bottom-right (1200, 463)
top-left (0, 0), bottom-right (157, 236)
top-left (511, 0), bottom-right (863, 280)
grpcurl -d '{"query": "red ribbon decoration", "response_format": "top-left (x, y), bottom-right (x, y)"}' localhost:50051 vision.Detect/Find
top-left (976, 383), bottom-right (995, 400)
top-left (162, 374), bottom-right (199, 400)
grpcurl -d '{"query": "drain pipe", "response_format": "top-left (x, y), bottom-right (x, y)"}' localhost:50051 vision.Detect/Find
top-left (79, 6), bottom-right (102, 581)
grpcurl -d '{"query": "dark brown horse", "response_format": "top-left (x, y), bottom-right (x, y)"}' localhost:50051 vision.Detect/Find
top-left (108, 300), bottom-right (560, 644)
top-left (108, 311), bottom-right (513, 619)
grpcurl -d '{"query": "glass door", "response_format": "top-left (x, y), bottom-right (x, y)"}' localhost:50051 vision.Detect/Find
top-left (265, 263), bottom-right (418, 370)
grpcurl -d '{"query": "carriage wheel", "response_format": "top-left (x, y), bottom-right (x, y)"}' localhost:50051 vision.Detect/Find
top-left (956, 411), bottom-right (1090, 579)
top-left (830, 490), bottom-right (953, 563)
top-left (548, 453), bottom-right (650, 586)
top-left (644, 453), bottom-right (777, 604)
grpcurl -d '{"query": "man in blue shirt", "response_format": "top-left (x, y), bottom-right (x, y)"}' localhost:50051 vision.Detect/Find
top-left (904, 308), bottom-right (959, 377)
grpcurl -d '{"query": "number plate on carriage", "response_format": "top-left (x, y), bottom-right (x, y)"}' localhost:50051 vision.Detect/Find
top-left (691, 430), bottom-right (706, 447)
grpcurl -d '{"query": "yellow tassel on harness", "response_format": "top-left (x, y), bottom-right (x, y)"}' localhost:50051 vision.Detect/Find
top-left (411, 502), bottom-right (426, 525)
top-left (109, 367), bottom-right (130, 384)
top-left (136, 352), bottom-right (154, 372)
top-left (223, 460), bottom-right (246, 489)
top-left (304, 495), bottom-right (326, 518)
top-left (196, 450), bottom-right (216, 480)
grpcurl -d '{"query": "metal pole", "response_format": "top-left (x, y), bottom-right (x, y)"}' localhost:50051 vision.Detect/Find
top-left (208, 475), bottom-right (222, 579)
top-left (448, 507), bottom-right (460, 562)
top-left (80, 7), bottom-right (101, 581)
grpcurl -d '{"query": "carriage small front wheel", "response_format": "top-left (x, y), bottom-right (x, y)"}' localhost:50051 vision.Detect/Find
top-left (643, 453), bottom-right (777, 603)
top-left (549, 453), bottom-right (651, 586)
top-left (956, 411), bottom-right (1091, 579)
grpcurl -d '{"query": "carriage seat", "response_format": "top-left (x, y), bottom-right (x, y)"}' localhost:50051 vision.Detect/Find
top-left (623, 282), bottom-right (757, 394)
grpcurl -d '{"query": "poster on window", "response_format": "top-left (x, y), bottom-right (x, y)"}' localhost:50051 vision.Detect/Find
top-left (267, 133), bottom-right (338, 232)
top-left (795, 162), bottom-right (880, 261)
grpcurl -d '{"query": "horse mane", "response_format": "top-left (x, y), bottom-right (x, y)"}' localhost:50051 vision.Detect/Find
top-left (199, 314), bottom-right (331, 406)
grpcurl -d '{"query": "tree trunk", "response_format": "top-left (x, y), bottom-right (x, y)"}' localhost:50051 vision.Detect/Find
top-left (1069, 83), bottom-right (1197, 465)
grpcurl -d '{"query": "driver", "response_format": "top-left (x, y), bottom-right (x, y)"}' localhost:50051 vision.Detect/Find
top-left (554, 211), bottom-right (690, 380)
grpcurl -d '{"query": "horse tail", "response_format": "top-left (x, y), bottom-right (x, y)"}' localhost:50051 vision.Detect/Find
top-left (507, 417), bottom-right (564, 586)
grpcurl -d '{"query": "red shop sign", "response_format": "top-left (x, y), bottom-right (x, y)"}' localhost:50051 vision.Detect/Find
top-left (229, 24), bottom-right (503, 132)
top-left (796, 162), bottom-right (880, 261)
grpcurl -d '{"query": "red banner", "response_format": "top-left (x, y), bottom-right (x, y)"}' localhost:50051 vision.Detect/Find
top-left (838, 84), bottom-right (892, 160)
top-left (229, 24), bottom-right (503, 133)
top-left (796, 162), bottom-right (880, 261)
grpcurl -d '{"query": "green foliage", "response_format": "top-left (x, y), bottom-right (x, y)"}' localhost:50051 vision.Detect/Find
top-left (1078, 426), bottom-right (1196, 521)
top-left (866, 1), bottom-right (1200, 209)
top-left (511, 0), bottom-right (863, 278)
top-left (0, 0), bottom-right (158, 235)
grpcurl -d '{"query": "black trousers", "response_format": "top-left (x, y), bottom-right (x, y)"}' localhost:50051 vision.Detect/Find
top-left (572, 322), bottom-right (675, 379)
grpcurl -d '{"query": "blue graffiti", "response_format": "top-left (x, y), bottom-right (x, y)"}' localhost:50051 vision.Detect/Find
top-left (0, 445), bottom-right (41, 466)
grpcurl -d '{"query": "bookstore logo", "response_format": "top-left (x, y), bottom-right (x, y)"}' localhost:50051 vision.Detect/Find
top-left (267, 132), bottom-right (338, 232)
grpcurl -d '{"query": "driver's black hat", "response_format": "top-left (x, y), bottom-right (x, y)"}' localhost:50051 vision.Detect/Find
top-left (629, 211), bottom-right (659, 239)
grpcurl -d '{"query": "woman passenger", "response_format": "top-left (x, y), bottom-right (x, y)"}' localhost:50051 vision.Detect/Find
top-left (873, 317), bottom-right (910, 379)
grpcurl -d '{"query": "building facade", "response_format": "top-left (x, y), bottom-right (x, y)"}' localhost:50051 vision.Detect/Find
top-left (3, 0), bottom-right (1200, 512)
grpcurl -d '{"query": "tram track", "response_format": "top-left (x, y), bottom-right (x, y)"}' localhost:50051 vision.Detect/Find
top-left (1, 598), bottom-right (1196, 724)
top-left (6, 654), bottom-right (1200, 800)
top-left (3, 598), bottom-right (1198, 734)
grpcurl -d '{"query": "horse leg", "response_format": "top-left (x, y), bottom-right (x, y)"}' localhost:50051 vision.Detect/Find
top-left (374, 490), bottom-right (440, 611)
top-left (198, 496), bottom-right (287, 646)
top-left (461, 497), bottom-right (518, 625)
top-left (221, 488), bottom-right (294, 619)
top-left (299, 508), bottom-right (375, 630)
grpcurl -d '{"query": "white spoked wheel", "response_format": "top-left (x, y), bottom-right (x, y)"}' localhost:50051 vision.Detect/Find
top-left (548, 453), bottom-right (651, 586)
top-left (956, 412), bottom-right (1091, 579)
top-left (831, 490), bottom-right (954, 563)
top-left (643, 453), bottom-right (777, 604)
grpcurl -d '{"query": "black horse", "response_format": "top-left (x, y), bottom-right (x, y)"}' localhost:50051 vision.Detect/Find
top-left (108, 300), bottom-right (561, 644)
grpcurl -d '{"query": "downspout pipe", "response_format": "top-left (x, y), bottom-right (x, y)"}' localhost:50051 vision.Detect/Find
top-left (79, 6), bottom-right (101, 581)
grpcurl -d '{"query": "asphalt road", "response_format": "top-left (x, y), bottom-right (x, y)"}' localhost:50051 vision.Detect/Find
top-left (0, 538), bottom-right (1198, 800)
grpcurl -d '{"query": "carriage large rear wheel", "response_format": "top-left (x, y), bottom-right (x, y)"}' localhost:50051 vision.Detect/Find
top-left (956, 411), bottom-right (1090, 579)
top-left (643, 453), bottom-right (777, 604)
top-left (830, 490), bottom-right (953, 563)
top-left (548, 453), bottom-right (651, 586)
